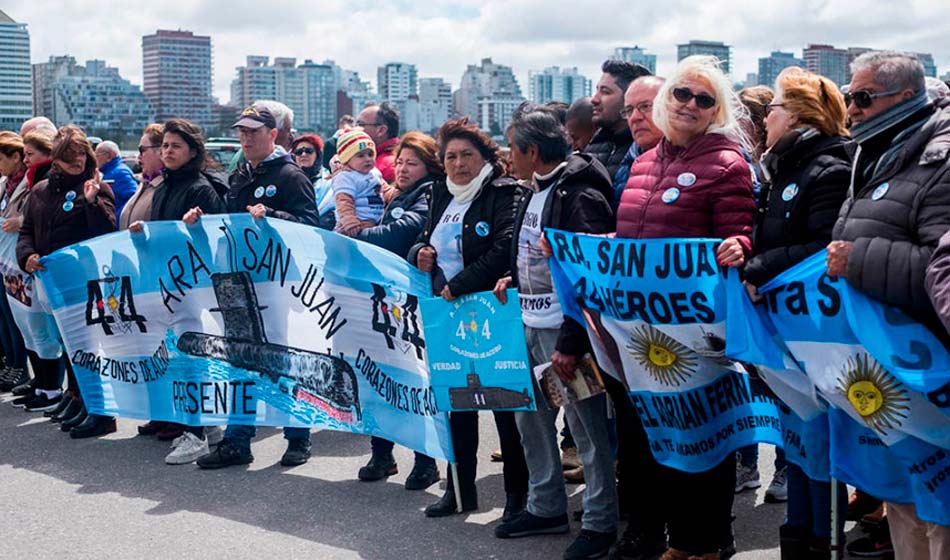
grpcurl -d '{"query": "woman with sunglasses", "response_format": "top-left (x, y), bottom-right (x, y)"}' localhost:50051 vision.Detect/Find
top-left (745, 66), bottom-right (852, 559)
top-left (615, 55), bottom-right (754, 560)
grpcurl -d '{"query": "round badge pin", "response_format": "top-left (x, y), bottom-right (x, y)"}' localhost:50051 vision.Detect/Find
top-left (265, 185), bottom-right (277, 198)
top-left (677, 172), bottom-right (697, 187)
top-left (782, 183), bottom-right (799, 202)
top-left (65, 190), bottom-right (77, 201)
top-left (475, 221), bottom-right (490, 237)
top-left (662, 187), bottom-right (680, 204)
top-left (62, 200), bottom-right (74, 212)
top-left (871, 182), bottom-right (890, 201)
top-left (0, 200), bottom-right (6, 211)
top-left (254, 186), bottom-right (265, 198)
top-left (391, 207), bottom-right (405, 219)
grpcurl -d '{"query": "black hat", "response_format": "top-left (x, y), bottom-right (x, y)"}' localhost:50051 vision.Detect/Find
top-left (232, 104), bottom-right (277, 129)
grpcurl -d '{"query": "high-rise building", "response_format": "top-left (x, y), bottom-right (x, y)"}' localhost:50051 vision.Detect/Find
top-left (229, 56), bottom-right (339, 134)
top-left (32, 56), bottom-right (152, 136)
top-left (378, 62), bottom-right (419, 131)
top-left (142, 29), bottom-right (213, 128)
top-left (0, 10), bottom-right (32, 131)
top-left (916, 53), bottom-right (938, 78)
top-left (528, 66), bottom-right (591, 104)
top-left (804, 44), bottom-right (849, 86)
top-left (941, 71), bottom-right (950, 83)
top-left (677, 40), bottom-right (731, 74)
top-left (418, 77), bottom-right (452, 134)
top-left (612, 46), bottom-right (657, 74)
top-left (758, 51), bottom-right (805, 87)
top-left (453, 58), bottom-right (524, 135)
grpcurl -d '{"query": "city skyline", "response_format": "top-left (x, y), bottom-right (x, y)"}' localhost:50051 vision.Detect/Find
top-left (8, 1), bottom-right (950, 104)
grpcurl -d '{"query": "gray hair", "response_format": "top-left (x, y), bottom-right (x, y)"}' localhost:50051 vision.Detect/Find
top-left (96, 140), bottom-right (120, 157)
top-left (850, 51), bottom-right (925, 94)
top-left (925, 77), bottom-right (950, 101)
top-left (506, 103), bottom-right (571, 164)
top-left (253, 99), bottom-right (294, 132)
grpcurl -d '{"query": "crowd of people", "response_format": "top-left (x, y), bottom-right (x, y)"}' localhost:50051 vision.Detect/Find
top-left (1, 51), bottom-right (949, 560)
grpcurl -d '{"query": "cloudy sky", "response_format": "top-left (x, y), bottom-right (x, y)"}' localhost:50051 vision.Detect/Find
top-left (7, 0), bottom-right (950, 103)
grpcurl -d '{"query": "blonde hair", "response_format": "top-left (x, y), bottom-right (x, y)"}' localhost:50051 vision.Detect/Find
top-left (653, 55), bottom-right (751, 152)
top-left (774, 67), bottom-right (848, 137)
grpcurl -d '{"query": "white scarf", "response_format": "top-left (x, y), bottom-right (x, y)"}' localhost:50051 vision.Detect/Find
top-left (446, 163), bottom-right (493, 204)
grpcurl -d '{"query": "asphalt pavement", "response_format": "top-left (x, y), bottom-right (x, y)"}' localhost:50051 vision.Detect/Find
top-left (1, 395), bottom-right (846, 559)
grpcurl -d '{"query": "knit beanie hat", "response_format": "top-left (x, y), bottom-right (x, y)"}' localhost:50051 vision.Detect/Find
top-left (336, 128), bottom-right (376, 165)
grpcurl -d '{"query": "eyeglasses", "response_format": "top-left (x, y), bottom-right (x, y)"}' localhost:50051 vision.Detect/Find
top-left (620, 102), bottom-right (654, 119)
top-left (672, 87), bottom-right (717, 110)
top-left (294, 147), bottom-right (315, 156)
top-left (764, 103), bottom-right (786, 116)
top-left (843, 88), bottom-right (901, 109)
top-left (138, 145), bottom-right (160, 154)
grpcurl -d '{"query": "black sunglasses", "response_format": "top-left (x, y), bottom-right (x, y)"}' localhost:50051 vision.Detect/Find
top-left (843, 88), bottom-right (901, 109)
top-left (138, 145), bottom-right (160, 154)
top-left (294, 147), bottom-right (315, 156)
top-left (672, 87), bottom-right (717, 109)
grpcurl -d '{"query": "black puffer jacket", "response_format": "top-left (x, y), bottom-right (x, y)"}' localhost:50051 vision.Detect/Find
top-left (745, 131), bottom-right (852, 286)
top-left (409, 171), bottom-right (522, 297)
top-left (151, 167), bottom-right (226, 221)
top-left (227, 152), bottom-right (319, 225)
top-left (358, 176), bottom-right (432, 259)
top-left (510, 152), bottom-right (615, 354)
top-left (584, 125), bottom-right (633, 181)
top-left (833, 98), bottom-right (950, 330)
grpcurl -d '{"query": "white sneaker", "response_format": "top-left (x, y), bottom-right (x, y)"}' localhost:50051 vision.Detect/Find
top-left (165, 432), bottom-right (210, 465)
top-left (735, 464), bottom-right (761, 493)
top-left (206, 426), bottom-right (224, 446)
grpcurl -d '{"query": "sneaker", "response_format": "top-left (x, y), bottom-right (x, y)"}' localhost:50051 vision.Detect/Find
top-left (44, 392), bottom-right (74, 417)
top-left (11, 391), bottom-right (38, 408)
top-left (562, 446), bottom-right (582, 470)
top-left (10, 378), bottom-right (36, 397)
top-left (495, 511), bottom-right (570, 539)
top-left (734, 464), bottom-right (761, 493)
top-left (25, 392), bottom-right (62, 412)
top-left (206, 426), bottom-right (224, 446)
top-left (764, 467), bottom-right (787, 503)
top-left (847, 518), bottom-right (894, 558)
top-left (564, 529), bottom-right (617, 560)
top-left (165, 432), bottom-right (210, 465)
top-left (0, 367), bottom-right (27, 392)
top-left (280, 439), bottom-right (312, 466)
top-left (197, 442), bottom-right (253, 469)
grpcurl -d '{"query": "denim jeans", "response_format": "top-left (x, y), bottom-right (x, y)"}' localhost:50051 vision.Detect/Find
top-left (738, 444), bottom-right (787, 470)
top-left (514, 326), bottom-right (618, 533)
top-left (785, 463), bottom-right (847, 539)
top-left (224, 425), bottom-right (311, 451)
top-left (370, 436), bottom-right (436, 469)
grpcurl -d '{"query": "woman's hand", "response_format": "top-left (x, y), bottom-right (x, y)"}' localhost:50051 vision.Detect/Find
top-left (247, 204), bottom-right (267, 219)
top-left (539, 233), bottom-right (553, 257)
top-left (743, 280), bottom-right (763, 303)
top-left (493, 276), bottom-right (513, 303)
top-left (1, 216), bottom-right (21, 233)
top-left (417, 246), bottom-right (436, 273)
top-left (129, 221), bottom-right (145, 234)
top-left (25, 253), bottom-right (44, 273)
top-left (826, 240), bottom-right (853, 277)
top-left (83, 171), bottom-right (101, 203)
top-left (440, 284), bottom-right (456, 302)
top-left (716, 237), bottom-right (745, 268)
top-left (182, 207), bottom-right (202, 225)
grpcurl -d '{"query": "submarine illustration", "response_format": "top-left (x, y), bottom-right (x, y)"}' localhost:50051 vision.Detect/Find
top-left (449, 361), bottom-right (533, 410)
top-left (175, 226), bottom-right (361, 424)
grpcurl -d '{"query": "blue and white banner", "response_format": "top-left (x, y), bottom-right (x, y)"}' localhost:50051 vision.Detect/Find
top-left (750, 251), bottom-right (950, 524)
top-left (36, 215), bottom-right (454, 462)
top-left (0, 223), bottom-right (63, 359)
top-left (421, 288), bottom-right (535, 412)
top-left (547, 231), bottom-right (783, 473)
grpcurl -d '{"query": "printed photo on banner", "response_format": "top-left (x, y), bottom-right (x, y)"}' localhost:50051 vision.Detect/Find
top-left (534, 355), bottom-right (605, 409)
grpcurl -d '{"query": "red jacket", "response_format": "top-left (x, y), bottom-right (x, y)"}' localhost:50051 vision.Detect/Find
top-left (616, 133), bottom-right (754, 252)
top-left (375, 137), bottom-right (399, 183)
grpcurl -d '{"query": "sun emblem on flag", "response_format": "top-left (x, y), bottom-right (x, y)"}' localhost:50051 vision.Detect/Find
top-left (837, 353), bottom-right (910, 435)
top-left (625, 324), bottom-right (697, 387)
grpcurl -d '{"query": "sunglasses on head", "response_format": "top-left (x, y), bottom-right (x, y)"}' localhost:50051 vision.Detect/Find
top-left (672, 87), bottom-right (717, 110)
top-left (294, 147), bottom-right (315, 156)
top-left (843, 88), bottom-right (901, 109)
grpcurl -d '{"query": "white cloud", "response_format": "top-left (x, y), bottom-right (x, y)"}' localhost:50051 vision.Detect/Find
top-left (7, 0), bottom-right (950, 105)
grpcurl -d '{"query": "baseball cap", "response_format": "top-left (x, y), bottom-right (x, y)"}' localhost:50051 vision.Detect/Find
top-left (232, 104), bottom-right (277, 130)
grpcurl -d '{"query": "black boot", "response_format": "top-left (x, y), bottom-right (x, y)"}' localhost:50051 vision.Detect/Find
top-left (358, 453), bottom-right (397, 481)
top-left (807, 536), bottom-right (831, 560)
top-left (61, 405), bottom-right (88, 431)
top-left (779, 524), bottom-right (809, 560)
top-left (502, 493), bottom-right (526, 522)
top-left (424, 468), bottom-right (477, 517)
top-left (405, 462), bottom-right (439, 490)
top-left (70, 414), bottom-right (117, 439)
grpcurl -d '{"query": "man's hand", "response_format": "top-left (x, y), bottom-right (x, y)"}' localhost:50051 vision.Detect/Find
top-left (493, 276), bottom-right (512, 303)
top-left (826, 240), bottom-right (854, 277)
top-left (247, 204), bottom-right (267, 219)
top-left (551, 351), bottom-right (579, 383)
top-left (440, 284), bottom-right (456, 302)
top-left (182, 207), bottom-right (203, 224)
top-left (25, 253), bottom-right (44, 273)
top-left (417, 246), bottom-right (436, 273)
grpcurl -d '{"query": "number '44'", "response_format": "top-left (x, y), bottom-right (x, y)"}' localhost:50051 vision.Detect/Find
top-left (456, 319), bottom-right (491, 341)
